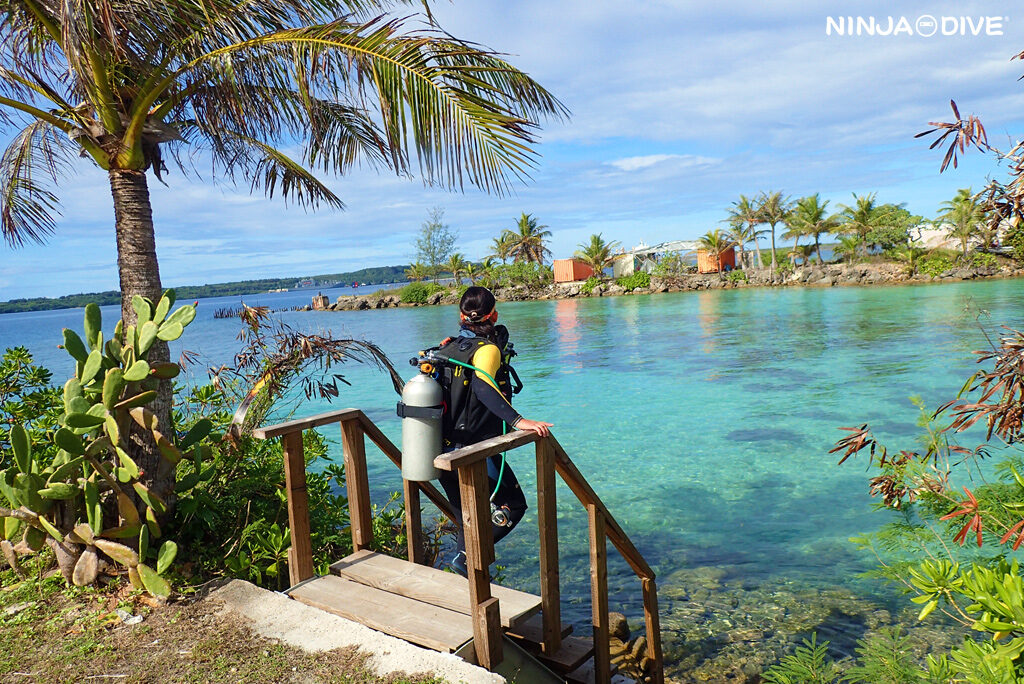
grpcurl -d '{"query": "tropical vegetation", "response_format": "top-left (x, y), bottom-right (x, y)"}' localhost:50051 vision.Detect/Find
top-left (574, 233), bottom-right (621, 276)
top-left (0, 0), bottom-right (565, 505)
top-left (501, 213), bottom-right (553, 263)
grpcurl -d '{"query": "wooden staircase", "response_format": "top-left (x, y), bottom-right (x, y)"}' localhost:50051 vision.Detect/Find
top-left (253, 409), bottom-right (663, 684)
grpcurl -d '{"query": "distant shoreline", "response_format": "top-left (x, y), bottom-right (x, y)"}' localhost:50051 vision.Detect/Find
top-left (317, 261), bottom-right (1024, 312)
top-left (0, 266), bottom-right (409, 314)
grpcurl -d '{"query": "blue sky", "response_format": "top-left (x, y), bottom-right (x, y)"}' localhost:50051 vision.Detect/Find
top-left (2, 0), bottom-right (1023, 299)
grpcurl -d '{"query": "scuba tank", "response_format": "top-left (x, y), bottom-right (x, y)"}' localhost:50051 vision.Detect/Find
top-left (397, 369), bottom-right (443, 482)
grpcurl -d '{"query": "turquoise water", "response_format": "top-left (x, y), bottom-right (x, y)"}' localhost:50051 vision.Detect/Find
top-left (3, 279), bottom-right (1023, 675)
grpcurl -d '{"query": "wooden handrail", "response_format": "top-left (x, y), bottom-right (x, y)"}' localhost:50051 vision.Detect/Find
top-left (254, 408), bottom-right (665, 684)
top-left (433, 430), bottom-right (540, 471)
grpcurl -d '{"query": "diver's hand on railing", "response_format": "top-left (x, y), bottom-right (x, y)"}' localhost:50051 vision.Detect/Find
top-left (514, 417), bottom-right (553, 437)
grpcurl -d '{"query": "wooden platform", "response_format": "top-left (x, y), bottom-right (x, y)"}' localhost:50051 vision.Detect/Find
top-left (289, 550), bottom-right (543, 653)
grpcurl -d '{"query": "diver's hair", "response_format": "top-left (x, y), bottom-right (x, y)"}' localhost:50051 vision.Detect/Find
top-left (459, 286), bottom-right (496, 338)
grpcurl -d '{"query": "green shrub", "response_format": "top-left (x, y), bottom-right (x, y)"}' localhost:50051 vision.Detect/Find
top-left (1005, 222), bottom-right (1024, 263)
top-left (652, 252), bottom-right (692, 277)
top-left (917, 253), bottom-right (956, 277)
top-left (483, 262), bottom-right (552, 291)
top-left (399, 281), bottom-right (445, 303)
top-left (580, 276), bottom-right (601, 295)
top-left (968, 251), bottom-right (997, 269)
top-left (615, 272), bottom-right (650, 290)
top-left (726, 269), bottom-right (748, 283)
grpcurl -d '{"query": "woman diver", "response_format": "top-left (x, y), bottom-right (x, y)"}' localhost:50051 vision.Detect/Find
top-left (435, 286), bottom-right (552, 575)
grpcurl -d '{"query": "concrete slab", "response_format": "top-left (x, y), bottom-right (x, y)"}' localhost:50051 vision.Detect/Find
top-left (208, 579), bottom-right (504, 684)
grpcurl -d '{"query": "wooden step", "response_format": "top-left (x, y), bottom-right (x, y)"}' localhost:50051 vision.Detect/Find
top-left (330, 550), bottom-right (541, 630)
top-left (534, 636), bottom-right (595, 674)
top-left (287, 575), bottom-right (473, 653)
top-left (505, 612), bottom-right (573, 648)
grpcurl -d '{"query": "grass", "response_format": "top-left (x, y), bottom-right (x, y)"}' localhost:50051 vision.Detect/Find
top-left (0, 550), bottom-right (446, 684)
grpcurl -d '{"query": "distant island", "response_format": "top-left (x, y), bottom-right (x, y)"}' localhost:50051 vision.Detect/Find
top-left (0, 265), bottom-right (410, 314)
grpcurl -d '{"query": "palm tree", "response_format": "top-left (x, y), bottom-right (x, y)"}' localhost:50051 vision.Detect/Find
top-left (838, 193), bottom-right (880, 256)
top-left (505, 213), bottom-right (552, 263)
top-left (726, 195), bottom-right (764, 270)
top-left (786, 195), bottom-right (839, 263)
top-left (937, 188), bottom-right (987, 259)
top-left (444, 253), bottom-right (468, 284)
top-left (573, 233), bottom-right (620, 277)
top-left (698, 229), bottom-right (735, 274)
top-left (723, 217), bottom-right (764, 271)
top-left (405, 263), bottom-right (429, 282)
top-left (464, 262), bottom-right (480, 285)
top-left (0, 1), bottom-right (565, 504)
top-left (757, 191), bottom-right (793, 277)
top-left (787, 244), bottom-right (815, 267)
top-left (489, 234), bottom-right (514, 264)
top-left (834, 236), bottom-right (862, 263)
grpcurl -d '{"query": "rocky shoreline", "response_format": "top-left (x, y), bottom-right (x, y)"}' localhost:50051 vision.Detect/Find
top-left (309, 261), bottom-right (1024, 312)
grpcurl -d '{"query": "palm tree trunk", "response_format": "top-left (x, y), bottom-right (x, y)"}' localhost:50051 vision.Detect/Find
top-left (109, 169), bottom-right (176, 510)
top-left (769, 223), bottom-right (778, 277)
top-left (749, 222), bottom-right (763, 271)
top-left (814, 235), bottom-right (823, 263)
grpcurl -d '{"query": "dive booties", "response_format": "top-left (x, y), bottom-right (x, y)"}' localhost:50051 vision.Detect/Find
top-left (397, 373), bottom-right (443, 481)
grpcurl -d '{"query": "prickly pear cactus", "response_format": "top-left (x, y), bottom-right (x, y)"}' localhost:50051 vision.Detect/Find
top-left (0, 290), bottom-right (209, 597)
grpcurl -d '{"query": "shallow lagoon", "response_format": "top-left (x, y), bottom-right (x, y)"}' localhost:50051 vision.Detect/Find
top-left (4, 278), bottom-right (1023, 677)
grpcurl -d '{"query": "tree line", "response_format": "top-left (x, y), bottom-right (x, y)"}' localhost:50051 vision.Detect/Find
top-left (0, 266), bottom-right (410, 314)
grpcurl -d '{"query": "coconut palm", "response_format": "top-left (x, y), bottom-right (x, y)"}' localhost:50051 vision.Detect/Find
top-left (838, 193), bottom-right (880, 255)
top-left (405, 262), bottom-right (429, 282)
top-left (698, 229), bottom-right (735, 274)
top-left (573, 233), bottom-right (620, 277)
top-left (0, 0), bottom-right (565, 503)
top-left (937, 188), bottom-right (987, 259)
top-left (787, 244), bottom-right (815, 267)
top-left (489, 234), bottom-right (514, 263)
top-left (444, 253), bottom-right (468, 284)
top-left (726, 195), bottom-right (764, 270)
top-left (724, 217), bottom-right (765, 271)
top-left (505, 213), bottom-right (552, 263)
top-left (785, 194), bottom-right (839, 263)
top-left (834, 236), bottom-right (862, 263)
top-left (464, 262), bottom-right (480, 285)
top-left (757, 191), bottom-right (793, 276)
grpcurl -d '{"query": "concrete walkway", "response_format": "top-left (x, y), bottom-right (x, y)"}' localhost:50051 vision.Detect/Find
top-left (209, 579), bottom-right (504, 684)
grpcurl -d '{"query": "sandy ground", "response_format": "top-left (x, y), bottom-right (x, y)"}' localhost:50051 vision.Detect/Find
top-left (209, 579), bottom-right (504, 684)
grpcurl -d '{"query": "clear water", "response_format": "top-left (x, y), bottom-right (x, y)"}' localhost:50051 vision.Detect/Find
top-left (3, 279), bottom-right (1022, 674)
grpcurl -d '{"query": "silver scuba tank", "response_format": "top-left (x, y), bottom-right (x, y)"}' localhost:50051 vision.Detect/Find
top-left (397, 372), bottom-right (443, 481)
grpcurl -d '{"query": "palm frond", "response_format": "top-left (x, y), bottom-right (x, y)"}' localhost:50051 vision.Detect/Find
top-left (0, 119), bottom-right (74, 246)
top-left (188, 123), bottom-right (343, 209)
top-left (171, 16), bottom-right (567, 194)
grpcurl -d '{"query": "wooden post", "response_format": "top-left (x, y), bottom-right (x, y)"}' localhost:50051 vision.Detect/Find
top-left (403, 479), bottom-right (424, 565)
top-left (341, 420), bottom-right (372, 551)
top-left (536, 438), bottom-right (562, 655)
top-left (459, 460), bottom-right (502, 669)
top-left (281, 431), bottom-right (314, 586)
top-left (642, 577), bottom-right (665, 684)
top-left (588, 504), bottom-right (611, 683)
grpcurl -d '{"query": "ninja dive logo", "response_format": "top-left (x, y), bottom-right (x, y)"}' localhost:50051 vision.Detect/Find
top-left (826, 15), bottom-right (1006, 37)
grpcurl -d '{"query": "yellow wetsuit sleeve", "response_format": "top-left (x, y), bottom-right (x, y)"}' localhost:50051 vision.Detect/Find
top-left (469, 342), bottom-right (520, 426)
top-left (471, 343), bottom-right (503, 393)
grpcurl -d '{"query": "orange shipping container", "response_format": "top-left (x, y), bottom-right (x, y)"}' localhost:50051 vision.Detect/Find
top-left (696, 247), bottom-right (736, 274)
top-left (553, 259), bottom-right (596, 283)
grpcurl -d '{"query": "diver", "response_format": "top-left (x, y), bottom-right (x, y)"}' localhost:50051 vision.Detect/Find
top-left (435, 286), bottom-right (552, 576)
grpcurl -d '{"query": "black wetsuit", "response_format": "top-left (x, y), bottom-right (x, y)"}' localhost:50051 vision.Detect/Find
top-left (437, 329), bottom-right (528, 559)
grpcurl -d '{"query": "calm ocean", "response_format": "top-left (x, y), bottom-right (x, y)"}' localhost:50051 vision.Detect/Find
top-left (3, 278), bottom-right (1022, 674)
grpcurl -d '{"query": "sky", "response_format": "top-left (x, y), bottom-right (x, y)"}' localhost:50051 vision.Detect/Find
top-left (2, 0), bottom-right (1023, 299)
